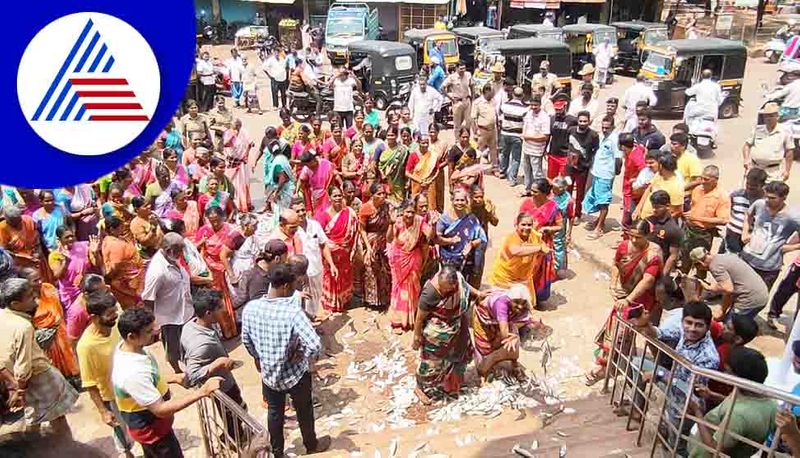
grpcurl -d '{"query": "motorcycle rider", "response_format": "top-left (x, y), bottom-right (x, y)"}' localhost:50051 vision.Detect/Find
top-left (427, 57), bottom-right (446, 92)
top-left (289, 58), bottom-right (323, 115)
top-left (766, 61), bottom-right (800, 120)
top-left (684, 69), bottom-right (723, 124)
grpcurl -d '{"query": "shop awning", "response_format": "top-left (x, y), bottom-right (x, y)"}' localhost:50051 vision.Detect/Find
top-left (241, 0), bottom-right (296, 4)
top-left (510, 0), bottom-right (560, 8)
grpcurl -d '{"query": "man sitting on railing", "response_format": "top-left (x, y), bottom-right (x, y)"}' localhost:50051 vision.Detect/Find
top-left (687, 347), bottom-right (777, 458)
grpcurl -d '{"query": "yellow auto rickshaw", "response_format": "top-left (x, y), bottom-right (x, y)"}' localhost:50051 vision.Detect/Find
top-left (403, 28), bottom-right (460, 67)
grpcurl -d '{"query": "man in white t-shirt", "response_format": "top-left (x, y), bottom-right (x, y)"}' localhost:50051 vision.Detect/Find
top-left (521, 94), bottom-right (550, 194)
top-left (329, 67), bottom-right (361, 129)
top-left (263, 50), bottom-right (288, 110)
top-left (196, 51), bottom-right (216, 112)
top-left (568, 83), bottom-right (599, 120)
top-left (593, 38), bottom-right (615, 88)
top-left (290, 198), bottom-right (337, 318)
top-left (225, 48), bottom-right (245, 107)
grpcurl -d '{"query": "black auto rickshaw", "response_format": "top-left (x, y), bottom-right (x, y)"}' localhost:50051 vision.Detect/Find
top-left (403, 28), bottom-right (460, 67)
top-left (452, 26), bottom-right (505, 72)
top-left (478, 38), bottom-right (572, 97)
top-left (562, 23), bottom-right (618, 75)
top-left (612, 21), bottom-right (669, 74)
top-left (347, 40), bottom-right (418, 110)
top-left (639, 38), bottom-right (746, 119)
top-left (507, 24), bottom-right (564, 42)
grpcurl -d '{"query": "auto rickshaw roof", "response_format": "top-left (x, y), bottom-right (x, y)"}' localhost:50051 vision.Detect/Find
top-left (651, 38), bottom-right (747, 54)
top-left (509, 24), bottom-right (563, 33)
top-left (347, 40), bottom-right (415, 57)
top-left (486, 37), bottom-right (570, 54)
top-left (562, 23), bottom-right (616, 34)
top-left (611, 21), bottom-right (668, 31)
top-left (451, 26), bottom-right (504, 39)
top-left (403, 28), bottom-right (455, 42)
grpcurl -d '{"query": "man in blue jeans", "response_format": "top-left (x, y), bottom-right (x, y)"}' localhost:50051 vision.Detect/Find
top-left (499, 86), bottom-right (528, 186)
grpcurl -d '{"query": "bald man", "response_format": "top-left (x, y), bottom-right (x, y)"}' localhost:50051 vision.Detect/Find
top-left (268, 209), bottom-right (304, 255)
top-left (142, 232), bottom-right (194, 372)
top-left (685, 68), bottom-right (723, 123)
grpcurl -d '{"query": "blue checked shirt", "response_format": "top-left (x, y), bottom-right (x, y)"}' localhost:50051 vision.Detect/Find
top-left (241, 296), bottom-right (321, 391)
top-left (656, 312), bottom-right (720, 387)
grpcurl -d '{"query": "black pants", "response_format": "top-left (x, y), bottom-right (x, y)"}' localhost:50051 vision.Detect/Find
top-left (271, 79), bottom-right (288, 108)
top-left (336, 110), bottom-right (354, 129)
top-left (769, 263), bottom-right (800, 320)
top-left (142, 431), bottom-right (183, 458)
top-left (200, 83), bottom-right (216, 112)
top-left (160, 324), bottom-right (183, 372)
top-left (263, 372), bottom-right (318, 457)
top-left (719, 230), bottom-right (744, 254)
top-left (753, 266), bottom-right (781, 292)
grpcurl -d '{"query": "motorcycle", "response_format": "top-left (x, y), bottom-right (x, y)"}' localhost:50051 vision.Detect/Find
top-left (383, 85), bottom-right (413, 120)
top-left (683, 97), bottom-right (718, 158)
top-left (288, 84), bottom-right (335, 122)
top-left (258, 35), bottom-right (280, 62)
top-left (434, 97), bottom-right (453, 128)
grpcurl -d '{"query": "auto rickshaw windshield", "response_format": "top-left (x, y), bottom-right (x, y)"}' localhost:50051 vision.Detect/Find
top-left (593, 30), bottom-right (618, 47)
top-left (642, 50), bottom-right (673, 75)
top-left (395, 55), bottom-right (414, 71)
top-left (429, 38), bottom-right (458, 56)
top-left (643, 29), bottom-right (669, 46)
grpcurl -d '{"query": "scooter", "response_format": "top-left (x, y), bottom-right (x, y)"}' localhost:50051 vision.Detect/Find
top-left (683, 97), bottom-right (717, 158)
top-left (765, 36), bottom-right (788, 64)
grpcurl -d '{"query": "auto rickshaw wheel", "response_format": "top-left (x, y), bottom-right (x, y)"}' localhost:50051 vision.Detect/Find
top-left (374, 96), bottom-right (388, 111)
top-left (719, 101), bottom-right (737, 120)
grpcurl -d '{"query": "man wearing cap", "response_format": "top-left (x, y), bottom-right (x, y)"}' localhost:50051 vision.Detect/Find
top-left (690, 247), bottom-right (769, 319)
top-left (593, 38), bottom-right (615, 88)
top-left (681, 165), bottom-right (730, 277)
top-left (531, 60), bottom-right (561, 98)
top-left (765, 61), bottom-right (800, 119)
top-left (409, 73), bottom-right (443, 138)
top-left (568, 82), bottom-right (599, 120)
top-left (622, 73), bottom-right (657, 129)
top-left (428, 41), bottom-right (445, 67)
top-left (427, 57), bottom-right (446, 92)
top-left (498, 86), bottom-right (529, 185)
top-left (442, 61), bottom-right (474, 133)
top-left (236, 239), bottom-right (289, 306)
top-left (472, 83), bottom-right (499, 167)
top-left (493, 76), bottom-right (513, 119)
top-left (743, 102), bottom-right (794, 182)
top-left (546, 93), bottom-right (578, 180)
top-left (577, 64), bottom-right (599, 99)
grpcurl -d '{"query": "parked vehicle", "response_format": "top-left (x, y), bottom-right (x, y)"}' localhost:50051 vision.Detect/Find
top-left (325, 3), bottom-right (380, 63)
top-left (507, 24), bottom-right (564, 42)
top-left (562, 23), bottom-right (618, 76)
top-left (347, 40), bottom-right (418, 111)
top-left (479, 38), bottom-right (572, 97)
top-left (639, 38), bottom-right (746, 119)
top-left (279, 18), bottom-right (302, 51)
top-left (234, 25), bottom-right (269, 49)
top-left (403, 28), bottom-right (460, 67)
top-left (288, 85), bottom-right (335, 122)
top-left (611, 21), bottom-right (668, 74)
top-left (452, 26), bottom-right (505, 72)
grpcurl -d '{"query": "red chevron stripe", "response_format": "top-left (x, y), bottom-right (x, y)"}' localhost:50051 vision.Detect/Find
top-left (84, 103), bottom-right (142, 110)
top-left (70, 78), bottom-right (128, 85)
top-left (89, 115), bottom-right (150, 121)
top-left (76, 91), bottom-right (136, 97)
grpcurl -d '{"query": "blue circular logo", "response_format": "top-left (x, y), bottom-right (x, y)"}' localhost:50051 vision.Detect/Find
top-left (7, 0), bottom-right (195, 188)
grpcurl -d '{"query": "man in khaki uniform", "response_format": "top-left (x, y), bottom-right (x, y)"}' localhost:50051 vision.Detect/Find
top-left (531, 60), bottom-right (561, 98)
top-left (472, 84), bottom-right (498, 167)
top-left (442, 61), bottom-right (474, 133)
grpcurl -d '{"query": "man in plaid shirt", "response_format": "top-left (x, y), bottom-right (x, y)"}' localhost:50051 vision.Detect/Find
top-left (241, 263), bottom-right (330, 457)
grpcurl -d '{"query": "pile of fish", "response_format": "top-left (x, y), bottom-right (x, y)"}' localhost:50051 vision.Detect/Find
top-left (428, 378), bottom-right (556, 423)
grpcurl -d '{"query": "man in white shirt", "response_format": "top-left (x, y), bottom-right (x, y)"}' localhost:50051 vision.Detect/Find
top-left (329, 67), bottom-right (361, 129)
top-left (593, 38), bottom-right (615, 88)
top-left (142, 233), bottom-right (194, 373)
top-left (290, 199), bottom-right (337, 318)
top-left (196, 51), bottom-right (216, 112)
top-left (622, 73), bottom-right (657, 131)
top-left (263, 50), bottom-right (288, 110)
top-left (521, 95), bottom-right (551, 194)
top-left (766, 64), bottom-right (800, 118)
top-left (408, 74), bottom-right (443, 138)
top-left (568, 83), bottom-right (599, 120)
top-left (684, 69), bottom-right (723, 123)
top-left (225, 48), bottom-right (245, 107)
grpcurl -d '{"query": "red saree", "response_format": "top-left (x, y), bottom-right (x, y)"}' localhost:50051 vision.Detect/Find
top-left (519, 198), bottom-right (561, 304)
top-left (388, 216), bottom-right (429, 330)
top-left (319, 207), bottom-right (358, 312)
top-left (195, 223), bottom-right (241, 339)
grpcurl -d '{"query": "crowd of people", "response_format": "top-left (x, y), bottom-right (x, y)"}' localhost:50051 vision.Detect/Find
top-left (2, 41), bottom-right (800, 458)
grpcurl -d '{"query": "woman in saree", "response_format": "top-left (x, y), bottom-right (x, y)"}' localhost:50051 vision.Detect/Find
top-left (127, 154), bottom-right (156, 199)
top-left (164, 187), bottom-right (200, 238)
top-left (0, 205), bottom-right (46, 276)
top-left (162, 147), bottom-right (190, 188)
top-left (223, 118), bottom-right (255, 213)
top-left (23, 268), bottom-right (81, 389)
top-left (341, 139), bottom-right (366, 193)
top-left (358, 182), bottom-right (391, 310)
top-left (414, 193), bottom-right (440, 283)
top-left (400, 126), bottom-right (418, 152)
top-left (100, 183), bottom-right (135, 242)
top-left (551, 176), bottom-right (575, 276)
top-left (473, 284), bottom-right (533, 381)
top-left (425, 124), bottom-right (449, 212)
top-left (518, 179), bottom-right (562, 305)
top-left (360, 124), bottom-right (385, 194)
top-left (49, 225), bottom-right (102, 315)
top-left (309, 116), bottom-right (330, 149)
top-left (488, 212), bottom-right (550, 306)
top-left (377, 127), bottom-right (410, 205)
top-left (413, 265), bottom-right (483, 404)
top-left (363, 97), bottom-right (380, 129)
top-left (55, 184), bottom-right (98, 241)
top-left (318, 186), bottom-right (364, 315)
top-left (229, 213), bottom-right (259, 284)
top-left (163, 118), bottom-right (184, 162)
top-left (435, 188), bottom-right (486, 283)
top-left (388, 199), bottom-right (433, 333)
top-left (198, 176), bottom-right (235, 222)
top-left (447, 128), bottom-right (484, 192)
top-left (291, 125), bottom-right (315, 164)
top-left (586, 219), bottom-right (662, 386)
top-left (299, 152), bottom-right (340, 219)
top-left (144, 165), bottom-right (173, 207)
top-left (277, 108), bottom-right (302, 144)
top-left (262, 133), bottom-right (297, 214)
top-left (321, 124), bottom-right (348, 168)
top-left (194, 206), bottom-right (241, 339)
top-left (345, 111), bottom-right (365, 142)
top-left (32, 190), bottom-right (69, 253)
top-left (180, 99), bottom-right (211, 147)
top-left (408, 129), bottom-right (445, 213)
top-left (101, 216), bottom-right (145, 309)
top-left (18, 188), bottom-right (42, 216)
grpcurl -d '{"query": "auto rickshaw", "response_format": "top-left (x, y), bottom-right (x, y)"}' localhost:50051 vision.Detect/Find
top-left (347, 40), bottom-right (418, 110)
top-left (278, 18), bottom-right (301, 50)
top-left (639, 38), bottom-right (746, 119)
top-left (234, 25), bottom-right (269, 49)
top-left (403, 28), bottom-right (460, 67)
top-left (562, 23), bottom-right (618, 75)
top-left (611, 21), bottom-right (669, 74)
top-left (452, 26), bottom-right (505, 72)
top-left (475, 38), bottom-right (572, 97)
top-left (507, 24), bottom-right (564, 42)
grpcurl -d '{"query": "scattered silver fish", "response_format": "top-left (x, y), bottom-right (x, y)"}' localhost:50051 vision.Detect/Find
top-left (559, 444), bottom-right (568, 457)
top-left (511, 444), bottom-right (535, 457)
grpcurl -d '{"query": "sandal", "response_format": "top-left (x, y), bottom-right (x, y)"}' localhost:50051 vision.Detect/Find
top-left (584, 370), bottom-right (604, 386)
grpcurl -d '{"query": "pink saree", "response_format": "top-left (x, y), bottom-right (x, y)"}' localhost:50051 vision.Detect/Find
top-left (223, 127), bottom-right (253, 213)
top-left (300, 158), bottom-right (335, 219)
top-left (388, 215), bottom-right (428, 330)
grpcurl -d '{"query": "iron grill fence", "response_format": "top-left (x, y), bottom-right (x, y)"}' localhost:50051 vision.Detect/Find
top-left (196, 389), bottom-right (270, 457)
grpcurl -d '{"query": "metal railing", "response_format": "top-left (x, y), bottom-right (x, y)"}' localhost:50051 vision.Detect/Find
top-left (602, 312), bottom-right (800, 457)
top-left (196, 390), bottom-right (270, 457)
